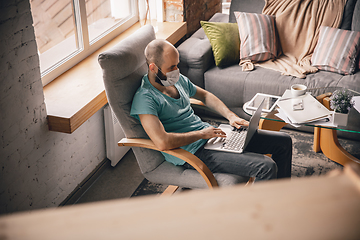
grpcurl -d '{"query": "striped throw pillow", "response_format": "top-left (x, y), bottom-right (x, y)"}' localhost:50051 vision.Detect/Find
top-left (311, 26), bottom-right (360, 75)
top-left (234, 11), bottom-right (279, 62)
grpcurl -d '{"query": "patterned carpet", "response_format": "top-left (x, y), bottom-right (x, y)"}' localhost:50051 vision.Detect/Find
top-left (131, 124), bottom-right (360, 197)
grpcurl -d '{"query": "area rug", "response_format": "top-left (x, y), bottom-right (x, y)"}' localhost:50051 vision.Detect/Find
top-left (131, 122), bottom-right (360, 197)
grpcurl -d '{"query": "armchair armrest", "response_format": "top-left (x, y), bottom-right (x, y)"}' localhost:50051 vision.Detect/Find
top-left (119, 138), bottom-right (219, 189)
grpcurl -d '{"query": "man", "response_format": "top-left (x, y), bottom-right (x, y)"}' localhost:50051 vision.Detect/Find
top-left (130, 39), bottom-right (292, 181)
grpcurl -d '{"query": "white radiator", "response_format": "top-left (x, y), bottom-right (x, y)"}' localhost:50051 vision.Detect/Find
top-left (104, 105), bottom-right (130, 167)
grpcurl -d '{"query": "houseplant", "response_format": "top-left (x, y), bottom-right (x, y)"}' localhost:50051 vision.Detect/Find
top-left (330, 89), bottom-right (355, 126)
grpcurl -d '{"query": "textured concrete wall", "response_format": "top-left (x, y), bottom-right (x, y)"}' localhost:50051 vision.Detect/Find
top-left (0, 0), bottom-right (106, 214)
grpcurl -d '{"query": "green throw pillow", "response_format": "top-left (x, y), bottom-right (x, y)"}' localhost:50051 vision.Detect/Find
top-left (201, 21), bottom-right (240, 67)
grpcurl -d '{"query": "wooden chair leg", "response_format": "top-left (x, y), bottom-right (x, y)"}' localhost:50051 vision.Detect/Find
top-left (161, 185), bottom-right (179, 196)
top-left (245, 177), bottom-right (256, 186)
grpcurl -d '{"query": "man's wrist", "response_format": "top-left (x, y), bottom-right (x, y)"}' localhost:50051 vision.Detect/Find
top-left (226, 112), bottom-right (238, 121)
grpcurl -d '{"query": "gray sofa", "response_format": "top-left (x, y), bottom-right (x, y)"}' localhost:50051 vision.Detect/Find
top-left (178, 0), bottom-right (360, 141)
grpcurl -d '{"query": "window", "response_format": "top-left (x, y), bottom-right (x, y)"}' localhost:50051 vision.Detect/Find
top-left (30, 0), bottom-right (138, 85)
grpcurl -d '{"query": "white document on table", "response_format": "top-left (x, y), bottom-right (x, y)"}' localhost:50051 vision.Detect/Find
top-left (276, 90), bottom-right (331, 124)
top-left (275, 108), bottom-right (336, 127)
top-left (352, 96), bottom-right (360, 113)
top-left (275, 108), bottom-right (301, 127)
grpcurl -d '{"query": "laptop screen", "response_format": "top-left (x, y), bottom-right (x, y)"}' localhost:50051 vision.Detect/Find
top-left (243, 98), bottom-right (265, 150)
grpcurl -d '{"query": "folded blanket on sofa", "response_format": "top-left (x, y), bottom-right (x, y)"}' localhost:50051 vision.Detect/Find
top-left (256, 0), bottom-right (347, 78)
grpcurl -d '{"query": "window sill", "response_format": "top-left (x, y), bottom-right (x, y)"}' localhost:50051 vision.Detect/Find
top-left (43, 21), bottom-right (187, 134)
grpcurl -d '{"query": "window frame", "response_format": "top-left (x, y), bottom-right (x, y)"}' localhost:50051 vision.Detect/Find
top-left (39, 0), bottom-right (139, 86)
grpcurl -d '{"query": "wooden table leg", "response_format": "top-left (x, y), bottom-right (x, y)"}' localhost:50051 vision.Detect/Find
top-left (317, 128), bottom-right (360, 166)
top-left (259, 111), bottom-right (287, 131)
top-left (259, 114), bottom-right (360, 167)
top-left (315, 96), bottom-right (360, 166)
top-left (313, 127), bottom-right (321, 153)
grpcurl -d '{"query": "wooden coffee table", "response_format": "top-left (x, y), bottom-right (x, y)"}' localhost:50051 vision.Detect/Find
top-left (244, 87), bottom-right (360, 166)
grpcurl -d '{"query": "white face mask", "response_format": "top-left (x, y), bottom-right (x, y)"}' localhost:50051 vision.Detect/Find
top-left (155, 65), bottom-right (180, 87)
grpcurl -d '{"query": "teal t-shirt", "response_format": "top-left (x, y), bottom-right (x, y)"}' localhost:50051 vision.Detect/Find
top-left (130, 74), bottom-right (210, 165)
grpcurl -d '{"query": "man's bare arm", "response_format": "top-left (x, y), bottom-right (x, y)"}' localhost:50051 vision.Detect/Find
top-left (193, 86), bottom-right (249, 128)
top-left (139, 114), bottom-right (225, 151)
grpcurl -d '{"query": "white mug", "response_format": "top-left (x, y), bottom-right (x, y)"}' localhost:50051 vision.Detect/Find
top-left (291, 84), bottom-right (307, 96)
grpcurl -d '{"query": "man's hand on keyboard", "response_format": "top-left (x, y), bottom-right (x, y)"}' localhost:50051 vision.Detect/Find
top-left (201, 126), bottom-right (226, 140)
top-left (228, 115), bottom-right (249, 129)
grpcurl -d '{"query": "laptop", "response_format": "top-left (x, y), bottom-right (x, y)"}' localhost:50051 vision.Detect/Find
top-left (204, 99), bottom-right (265, 153)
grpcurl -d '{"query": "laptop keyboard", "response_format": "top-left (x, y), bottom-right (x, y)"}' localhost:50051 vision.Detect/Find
top-left (222, 127), bottom-right (247, 151)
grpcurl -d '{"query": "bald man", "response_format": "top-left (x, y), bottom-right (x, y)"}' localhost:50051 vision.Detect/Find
top-left (130, 39), bottom-right (292, 181)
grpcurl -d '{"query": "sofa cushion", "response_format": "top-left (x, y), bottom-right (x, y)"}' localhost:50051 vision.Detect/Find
top-left (311, 26), bottom-right (360, 75)
top-left (340, 0), bottom-right (358, 30)
top-left (229, 0), bottom-right (265, 23)
top-left (352, 0), bottom-right (360, 32)
top-left (178, 13), bottom-right (228, 89)
top-left (234, 11), bottom-right (279, 63)
top-left (200, 21), bottom-right (240, 68)
top-left (204, 65), bottom-right (348, 114)
top-left (204, 66), bottom-right (289, 109)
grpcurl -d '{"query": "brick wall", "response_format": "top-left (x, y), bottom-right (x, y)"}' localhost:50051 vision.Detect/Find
top-left (183, 0), bottom-right (222, 36)
top-left (163, 0), bottom-right (222, 36)
top-left (0, 0), bottom-right (106, 214)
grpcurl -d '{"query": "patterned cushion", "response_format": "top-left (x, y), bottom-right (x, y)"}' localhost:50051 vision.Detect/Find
top-left (234, 11), bottom-right (279, 62)
top-left (311, 26), bottom-right (360, 75)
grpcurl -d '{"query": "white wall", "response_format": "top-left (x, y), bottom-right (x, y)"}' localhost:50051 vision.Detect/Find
top-left (0, 0), bottom-right (106, 214)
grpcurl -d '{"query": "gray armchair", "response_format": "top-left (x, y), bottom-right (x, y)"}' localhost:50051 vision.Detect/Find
top-left (98, 25), bottom-right (251, 193)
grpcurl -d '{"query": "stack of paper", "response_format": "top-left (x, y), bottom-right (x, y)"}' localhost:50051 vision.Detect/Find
top-left (353, 96), bottom-right (360, 113)
top-left (276, 90), bottom-right (331, 124)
